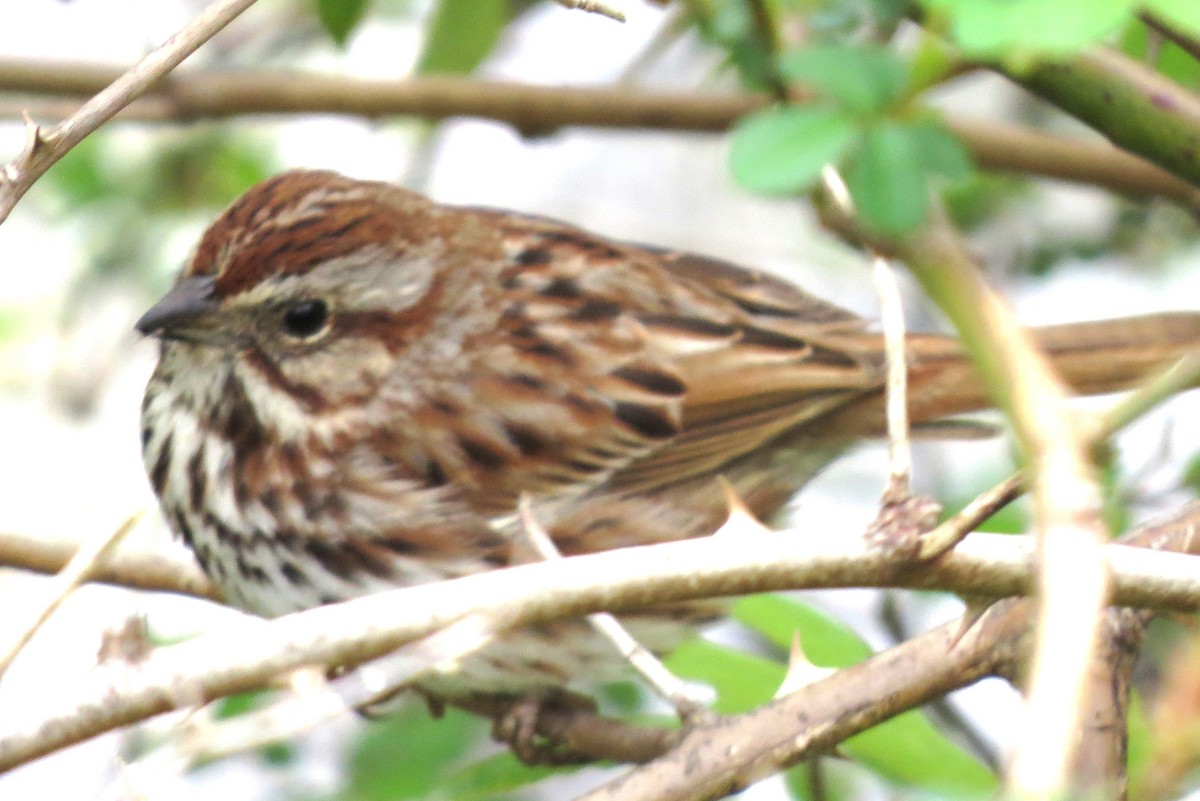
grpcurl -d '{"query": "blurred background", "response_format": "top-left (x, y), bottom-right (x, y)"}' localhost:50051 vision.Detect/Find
top-left (1, 1), bottom-right (1199, 799)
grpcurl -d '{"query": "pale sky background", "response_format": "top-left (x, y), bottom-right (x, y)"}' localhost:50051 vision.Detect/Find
top-left (1, 2), bottom-right (1199, 799)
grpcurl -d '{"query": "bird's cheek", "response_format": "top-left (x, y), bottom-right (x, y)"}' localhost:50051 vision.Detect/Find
top-left (278, 340), bottom-right (394, 409)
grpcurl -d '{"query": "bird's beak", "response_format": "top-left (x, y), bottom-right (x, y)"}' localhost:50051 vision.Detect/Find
top-left (135, 275), bottom-right (222, 343)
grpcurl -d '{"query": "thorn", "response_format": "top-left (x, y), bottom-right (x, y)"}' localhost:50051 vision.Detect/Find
top-left (948, 600), bottom-right (994, 650)
top-left (713, 477), bottom-right (770, 538)
top-left (20, 111), bottom-right (45, 162)
top-left (776, 631), bottom-right (836, 697)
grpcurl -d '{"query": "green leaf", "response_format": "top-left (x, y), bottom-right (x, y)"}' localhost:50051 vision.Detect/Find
top-left (844, 710), bottom-right (997, 795)
top-left (447, 752), bottom-right (575, 800)
top-left (1120, 19), bottom-right (1200, 89)
top-left (845, 121), bottom-right (930, 233)
top-left (778, 44), bottom-right (909, 114)
top-left (734, 595), bottom-right (997, 794)
top-left (730, 105), bottom-right (858, 194)
top-left (43, 135), bottom-right (111, 207)
top-left (339, 704), bottom-right (483, 800)
top-left (909, 118), bottom-right (974, 181)
top-left (784, 760), bottom-right (856, 801)
top-left (1126, 690), bottom-right (1152, 791)
top-left (664, 639), bottom-right (782, 713)
top-left (417, 0), bottom-right (511, 75)
top-left (315, 0), bottom-right (371, 47)
top-left (1181, 449), bottom-right (1200, 493)
top-left (922, 0), bottom-right (1138, 56)
top-left (734, 594), bottom-right (873, 667)
top-left (1145, 0), bottom-right (1200, 33)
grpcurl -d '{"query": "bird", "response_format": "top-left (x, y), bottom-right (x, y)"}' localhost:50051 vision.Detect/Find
top-left (136, 168), bottom-right (1200, 704)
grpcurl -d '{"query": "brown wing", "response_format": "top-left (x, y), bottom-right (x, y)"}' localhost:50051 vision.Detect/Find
top-left (424, 212), bottom-right (885, 513)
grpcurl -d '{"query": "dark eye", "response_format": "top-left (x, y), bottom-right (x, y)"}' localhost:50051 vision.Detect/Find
top-left (281, 299), bottom-right (329, 339)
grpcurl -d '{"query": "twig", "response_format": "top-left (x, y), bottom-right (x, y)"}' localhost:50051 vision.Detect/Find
top-left (918, 353), bottom-right (1200, 560)
top-left (580, 502), bottom-right (1200, 801)
top-left (555, 0), bottom-right (626, 21)
top-left (0, 530), bottom-right (217, 600)
top-left (1138, 10), bottom-right (1200, 64)
top-left (872, 255), bottom-right (912, 502)
top-left (817, 193), bottom-right (1115, 794)
top-left (1067, 606), bottom-right (1150, 797)
top-left (1, 58), bottom-right (1197, 208)
top-left (908, 212), bottom-right (1110, 797)
top-left (579, 599), bottom-right (1026, 801)
top-left (1010, 46), bottom-right (1200, 186)
top-left (4, 517), bottom-right (1200, 773)
top-left (515, 496), bottom-right (709, 718)
top-left (0, 512), bottom-right (143, 678)
top-left (919, 475), bottom-right (1025, 560)
top-left (0, 0), bottom-right (260, 224)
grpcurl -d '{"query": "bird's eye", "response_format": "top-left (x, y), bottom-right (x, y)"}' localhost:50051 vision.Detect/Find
top-left (281, 299), bottom-right (330, 339)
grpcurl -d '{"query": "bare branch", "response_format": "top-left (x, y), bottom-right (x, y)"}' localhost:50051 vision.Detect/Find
top-left (0, 0), bottom-right (261, 224)
top-left (3, 513), bottom-right (1200, 773)
top-left (0, 531), bottom-right (218, 601)
top-left (0, 513), bottom-right (143, 678)
top-left (872, 255), bottom-right (912, 501)
top-left (580, 502), bottom-right (1200, 801)
top-left (1, 58), bottom-right (1197, 209)
top-left (555, 0), bottom-right (626, 21)
top-left (515, 496), bottom-right (709, 718)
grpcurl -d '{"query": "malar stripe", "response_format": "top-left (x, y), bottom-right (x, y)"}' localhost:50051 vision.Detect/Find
top-left (242, 346), bottom-right (330, 413)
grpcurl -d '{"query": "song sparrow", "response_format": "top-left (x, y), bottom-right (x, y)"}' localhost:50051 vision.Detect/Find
top-left (137, 169), bottom-right (1200, 698)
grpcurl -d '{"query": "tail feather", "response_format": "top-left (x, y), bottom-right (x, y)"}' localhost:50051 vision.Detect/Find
top-left (817, 312), bottom-right (1200, 436)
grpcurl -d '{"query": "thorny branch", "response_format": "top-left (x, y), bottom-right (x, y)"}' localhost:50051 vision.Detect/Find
top-left (3, 508), bottom-right (1200, 775)
top-left (0, 0), bottom-right (261, 224)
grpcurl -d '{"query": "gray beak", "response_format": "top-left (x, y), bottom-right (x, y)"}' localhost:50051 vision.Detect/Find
top-left (135, 275), bottom-right (220, 341)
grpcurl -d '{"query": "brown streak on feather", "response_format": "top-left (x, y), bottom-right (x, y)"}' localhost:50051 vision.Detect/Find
top-left (611, 365), bottom-right (687, 397)
top-left (613, 402), bottom-right (679, 439)
top-left (640, 314), bottom-right (738, 339)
